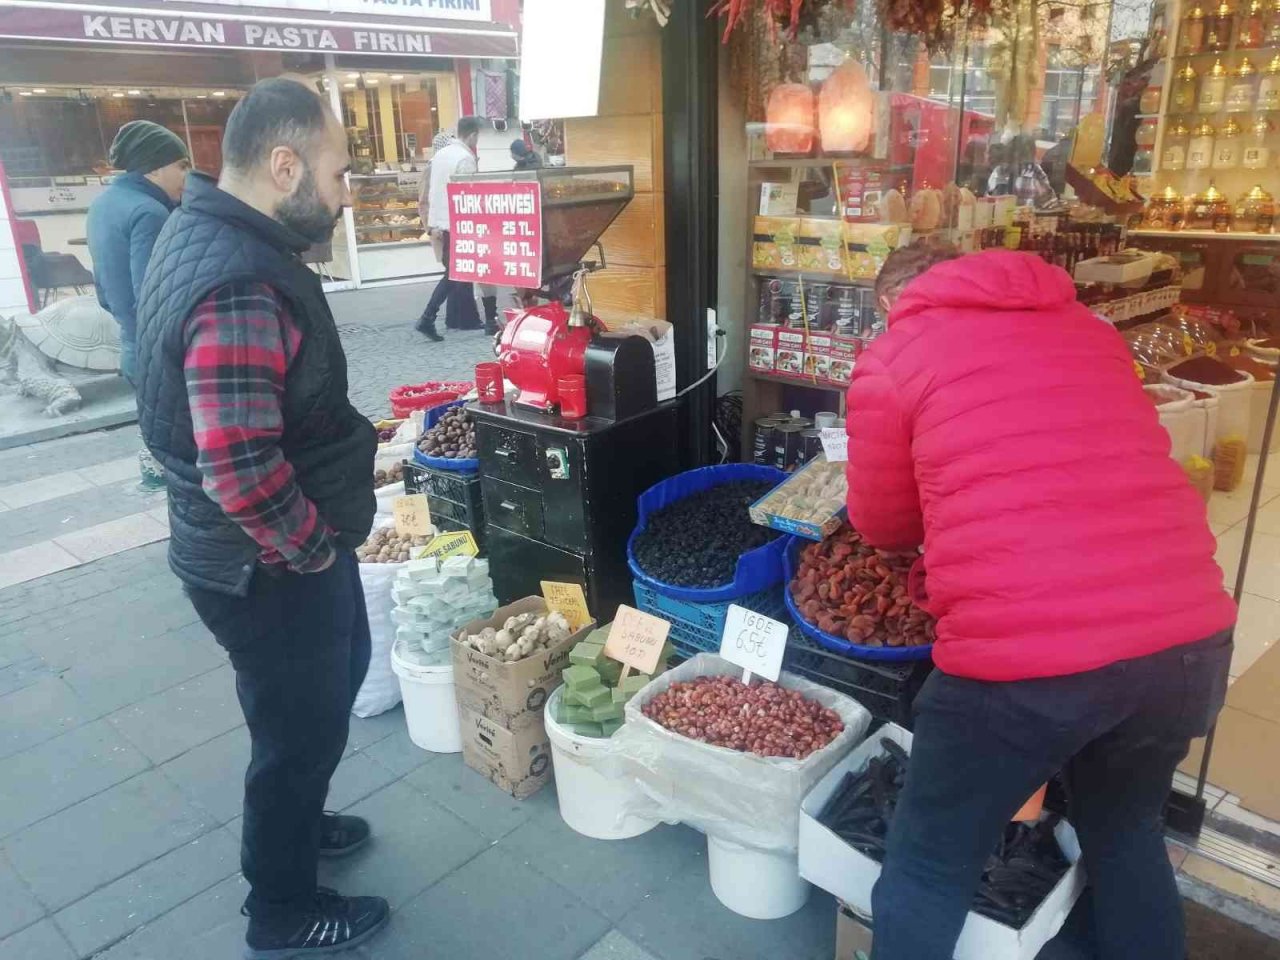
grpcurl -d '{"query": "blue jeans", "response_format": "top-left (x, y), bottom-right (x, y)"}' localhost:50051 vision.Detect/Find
top-left (871, 630), bottom-right (1233, 960)
top-left (119, 335), bottom-right (137, 386)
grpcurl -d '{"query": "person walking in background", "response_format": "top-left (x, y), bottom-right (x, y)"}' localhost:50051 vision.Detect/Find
top-left (413, 116), bottom-right (482, 341)
top-left (846, 245), bottom-right (1236, 960)
top-left (134, 78), bottom-right (386, 957)
top-left (86, 120), bottom-right (190, 488)
top-left (475, 137), bottom-right (544, 336)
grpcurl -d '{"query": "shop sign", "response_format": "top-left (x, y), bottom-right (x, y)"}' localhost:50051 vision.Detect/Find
top-left (446, 181), bottom-right (543, 290)
top-left (165, 0), bottom-right (493, 20)
top-left (0, 5), bottom-right (519, 56)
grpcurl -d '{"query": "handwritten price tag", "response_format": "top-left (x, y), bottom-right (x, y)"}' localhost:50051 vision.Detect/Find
top-left (541, 580), bottom-right (592, 631)
top-left (392, 494), bottom-right (432, 537)
top-left (604, 605), bottom-right (670, 676)
top-left (819, 428), bottom-right (848, 463)
top-left (719, 604), bottom-right (788, 683)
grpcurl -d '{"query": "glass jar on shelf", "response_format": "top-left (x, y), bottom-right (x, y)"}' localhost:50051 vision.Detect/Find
top-left (1187, 182), bottom-right (1233, 230)
top-left (1215, 118), bottom-right (1244, 167)
top-left (1171, 64), bottom-right (1200, 113)
top-left (1181, 2), bottom-right (1209, 51)
top-left (1199, 60), bottom-right (1230, 113)
top-left (1205, 1), bottom-right (1235, 51)
top-left (1233, 184), bottom-right (1276, 232)
top-left (1189, 121), bottom-right (1217, 169)
top-left (1239, 0), bottom-right (1266, 45)
top-left (1145, 186), bottom-right (1189, 229)
top-left (1243, 117), bottom-right (1274, 167)
top-left (1163, 120), bottom-right (1192, 169)
top-left (1267, 0), bottom-right (1280, 44)
top-left (1259, 54), bottom-right (1280, 112)
top-left (1226, 58), bottom-right (1259, 111)
top-left (1136, 119), bottom-right (1160, 149)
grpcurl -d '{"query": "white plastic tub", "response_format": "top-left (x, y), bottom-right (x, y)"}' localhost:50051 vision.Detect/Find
top-left (1144, 384), bottom-right (1202, 463)
top-left (391, 639), bottom-right (461, 753)
top-left (1163, 368), bottom-right (1253, 445)
top-left (544, 688), bottom-right (656, 840)
top-left (707, 834), bottom-right (811, 920)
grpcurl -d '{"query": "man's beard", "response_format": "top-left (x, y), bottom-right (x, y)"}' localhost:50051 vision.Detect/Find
top-left (278, 165), bottom-right (340, 244)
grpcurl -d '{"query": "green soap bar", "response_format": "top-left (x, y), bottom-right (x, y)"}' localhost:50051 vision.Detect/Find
top-left (576, 683), bottom-right (611, 708)
top-left (569, 642), bottom-right (605, 667)
top-left (563, 704), bottom-right (593, 724)
top-left (564, 688), bottom-right (587, 707)
top-left (587, 625), bottom-right (612, 646)
top-left (619, 672), bottom-right (650, 695)
top-left (611, 686), bottom-right (630, 704)
top-left (569, 722), bottom-right (605, 737)
top-left (590, 700), bottom-right (624, 722)
top-left (597, 658), bottom-right (623, 685)
top-left (551, 698), bottom-right (569, 723)
top-left (601, 718), bottom-right (624, 737)
top-left (563, 664), bottom-right (601, 690)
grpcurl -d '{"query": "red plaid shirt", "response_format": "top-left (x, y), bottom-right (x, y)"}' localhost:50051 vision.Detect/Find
top-left (183, 281), bottom-right (334, 573)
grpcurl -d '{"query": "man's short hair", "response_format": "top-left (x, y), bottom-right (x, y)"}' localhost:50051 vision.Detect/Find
top-left (456, 116), bottom-right (483, 141)
top-left (875, 241), bottom-right (962, 305)
top-left (222, 78), bottom-right (329, 173)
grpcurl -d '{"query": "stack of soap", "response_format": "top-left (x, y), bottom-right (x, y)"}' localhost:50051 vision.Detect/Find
top-left (391, 556), bottom-right (496, 663)
top-left (553, 628), bottom-right (671, 738)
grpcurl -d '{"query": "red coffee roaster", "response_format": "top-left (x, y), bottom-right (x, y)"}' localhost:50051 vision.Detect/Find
top-left (458, 166), bottom-right (657, 421)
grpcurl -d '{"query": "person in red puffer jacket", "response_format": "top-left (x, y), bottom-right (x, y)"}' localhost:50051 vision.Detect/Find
top-left (847, 246), bottom-right (1237, 960)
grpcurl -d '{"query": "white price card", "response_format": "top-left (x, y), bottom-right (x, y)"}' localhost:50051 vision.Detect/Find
top-left (819, 428), bottom-right (848, 463)
top-left (719, 604), bottom-right (788, 684)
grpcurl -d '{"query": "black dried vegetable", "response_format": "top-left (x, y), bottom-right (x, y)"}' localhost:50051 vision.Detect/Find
top-left (632, 481), bottom-right (779, 588)
top-left (817, 738), bottom-right (1071, 929)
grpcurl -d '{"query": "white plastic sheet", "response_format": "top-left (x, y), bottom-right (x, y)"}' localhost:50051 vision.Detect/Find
top-left (613, 653), bottom-right (871, 855)
top-left (352, 523), bottom-right (407, 718)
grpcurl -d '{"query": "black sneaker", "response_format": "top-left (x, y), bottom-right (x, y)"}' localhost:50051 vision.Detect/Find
top-left (244, 888), bottom-right (389, 959)
top-left (415, 315), bottom-right (443, 342)
top-left (318, 813), bottom-right (370, 858)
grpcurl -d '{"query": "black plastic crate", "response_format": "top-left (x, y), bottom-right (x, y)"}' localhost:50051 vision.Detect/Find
top-left (783, 631), bottom-right (931, 728)
top-left (402, 461), bottom-right (484, 543)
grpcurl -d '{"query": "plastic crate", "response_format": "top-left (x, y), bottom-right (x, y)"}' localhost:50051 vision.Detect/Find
top-left (783, 630), bottom-right (931, 727)
top-left (402, 460), bottom-right (485, 545)
top-left (632, 579), bottom-right (790, 657)
top-left (413, 400), bottom-right (480, 473)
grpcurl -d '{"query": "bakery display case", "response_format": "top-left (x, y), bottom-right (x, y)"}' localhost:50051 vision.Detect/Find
top-left (350, 171), bottom-right (434, 282)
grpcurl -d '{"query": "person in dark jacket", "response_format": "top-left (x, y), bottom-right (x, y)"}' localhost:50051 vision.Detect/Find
top-left (86, 120), bottom-right (189, 487)
top-left (134, 78), bottom-right (386, 957)
top-left (510, 137), bottom-right (542, 171)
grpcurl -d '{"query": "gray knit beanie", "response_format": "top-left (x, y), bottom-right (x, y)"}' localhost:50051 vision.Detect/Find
top-left (108, 121), bottom-right (190, 173)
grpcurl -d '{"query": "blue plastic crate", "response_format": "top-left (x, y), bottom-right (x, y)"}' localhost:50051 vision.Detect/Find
top-left (632, 579), bottom-right (790, 658)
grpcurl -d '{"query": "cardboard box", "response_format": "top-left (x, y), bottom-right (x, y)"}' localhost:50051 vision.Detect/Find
top-left (835, 902), bottom-right (874, 960)
top-left (759, 181), bottom-right (800, 216)
top-left (800, 724), bottom-right (1086, 960)
top-left (753, 216), bottom-right (801, 271)
top-left (749, 324), bottom-right (778, 373)
top-left (775, 328), bottom-right (806, 378)
top-left (805, 331), bottom-right (833, 381)
top-left (842, 223), bottom-right (902, 280)
top-left (798, 218), bottom-right (848, 276)
top-left (451, 596), bottom-right (595, 732)
top-left (829, 334), bottom-right (862, 386)
top-left (458, 704), bottom-right (553, 799)
top-left (607, 319), bottom-right (676, 402)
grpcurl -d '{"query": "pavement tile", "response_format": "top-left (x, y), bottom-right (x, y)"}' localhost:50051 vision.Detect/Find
top-left (0, 472), bottom-right (93, 510)
top-left (615, 853), bottom-right (836, 960)
top-left (346, 705), bottom-right (407, 754)
top-left (107, 665), bottom-right (241, 764)
top-left (0, 482), bottom-right (165, 557)
top-left (325, 751), bottom-right (401, 814)
top-left (0, 541), bottom-right (78, 591)
top-left (500, 817), bottom-right (706, 922)
top-left (0, 718), bottom-right (150, 838)
top-left (1182, 852), bottom-right (1280, 914)
top-left (75, 457), bottom-right (143, 488)
top-left (0, 675), bottom-right (99, 761)
top-left (53, 512), bottom-right (169, 565)
top-left (403, 752), bottom-right (536, 841)
top-left (380, 845), bottom-right (610, 960)
top-left (160, 726), bottom-right (250, 824)
top-left (53, 829), bottom-right (240, 958)
top-left (3, 770), bottom-right (216, 911)
top-left (359, 724), bottom-right (440, 778)
top-left (316, 780), bottom-right (488, 909)
top-left (0, 919), bottom-right (76, 960)
top-left (57, 628), bottom-right (223, 717)
top-left (579, 930), bottom-right (666, 960)
top-left (0, 854), bottom-right (44, 941)
top-left (93, 874), bottom-right (250, 960)
top-left (0, 656), bottom-right (54, 699)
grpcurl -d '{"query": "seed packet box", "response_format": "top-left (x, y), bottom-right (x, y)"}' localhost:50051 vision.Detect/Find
top-left (749, 324), bottom-right (778, 373)
top-left (805, 331), bottom-right (833, 381)
top-left (776, 328), bottom-right (806, 378)
top-left (828, 334), bottom-right (863, 386)
top-left (458, 703), bottom-right (552, 799)
top-left (451, 596), bottom-right (596, 732)
top-left (799, 724), bottom-right (1086, 960)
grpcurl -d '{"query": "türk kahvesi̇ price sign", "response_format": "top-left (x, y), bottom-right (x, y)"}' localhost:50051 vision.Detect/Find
top-left (446, 181), bottom-right (543, 289)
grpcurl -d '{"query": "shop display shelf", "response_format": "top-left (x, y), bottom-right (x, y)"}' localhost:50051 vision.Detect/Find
top-left (750, 267), bottom-right (875, 285)
top-left (632, 579), bottom-right (790, 658)
top-left (748, 370), bottom-right (847, 394)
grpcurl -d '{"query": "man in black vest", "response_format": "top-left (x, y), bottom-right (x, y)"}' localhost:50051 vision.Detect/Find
top-left (134, 78), bottom-right (387, 956)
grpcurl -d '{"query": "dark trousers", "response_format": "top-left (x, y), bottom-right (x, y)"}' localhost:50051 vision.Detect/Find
top-left (871, 630), bottom-right (1233, 960)
top-left (419, 230), bottom-right (478, 329)
top-left (186, 552), bottom-right (371, 914)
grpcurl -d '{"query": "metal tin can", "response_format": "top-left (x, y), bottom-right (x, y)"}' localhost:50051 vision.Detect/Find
top-left (773, 423), bottom-right (806, 470)
top-left (831, 284), bottom-right (861, 334)
top-left (752, 417), bottom-right (785, 465)
top-left (765, 278), bottom-right (799, 326)
top-left (798, 428), bottom-right (824, 465)
top-left (789, 417), bottom-right (814, 430)
top-left (756, 278), bottom-right (780, 325)
top-left (802, 282), bottom-right (831, 330)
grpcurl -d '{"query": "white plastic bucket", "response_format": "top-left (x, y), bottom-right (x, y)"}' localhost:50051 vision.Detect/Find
top-left (706, 834), bottom-right (811, 920)
top-left (544, 688), bottom-right (657, 840)
top-left (1163, 369), bottom-right (1253, 445)
top-left (1145, 384), bottom-right (1202, 463)
top-left (390, 640), bottom-right (461, 753)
